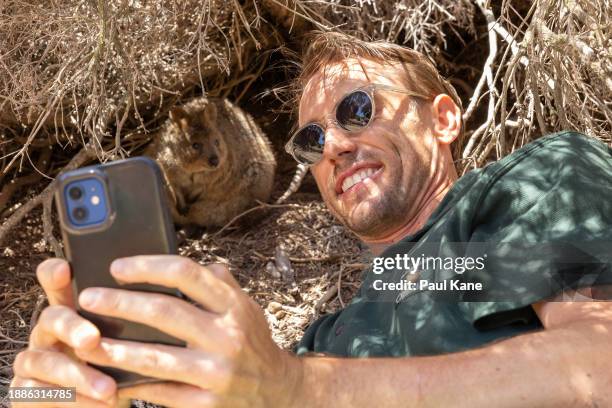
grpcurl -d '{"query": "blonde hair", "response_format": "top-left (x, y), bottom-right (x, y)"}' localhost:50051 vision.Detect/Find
top-left (294, 31), bottom-right (464, 156)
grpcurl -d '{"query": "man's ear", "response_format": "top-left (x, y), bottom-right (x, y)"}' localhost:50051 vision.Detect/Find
top-left (431, 94), bottom-right (461, 145)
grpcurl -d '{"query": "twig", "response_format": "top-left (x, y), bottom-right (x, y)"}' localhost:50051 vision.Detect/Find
top-left (498, 46), bottom-right (526, 155)
top-left (552, 59), bottom-right (571, 130)
top-left (314, 262), bottom-right (367, 312)
top-left (252, 251), bottom-right (342, 263)
top-left (0, 349), bottom-right (24, 355)
top-left (462, 0), bottom-right (498, 123)
top-left (212, 201), bottom-right (307, 237)
top-left (0, 173), bottom-right (41, 216)
top-left (235, 56), bottom-right (269, 105)
top-left (315, 284), bottom-right (337, 312)
top-left (527, 62), bottom-right (549, 135)
top-left (42, 194), bottom-right (63, 257)
top-left (0, 146), bottom-right (94, 246)
top-left (492, 3), bottom-right (555, 90)
top-left (336, 265), bottom-right (345, 308)
top-left (29, 294), bottom-right (47, 331)
top-left (279, 304), bottom-right (306, 315)
top-left (0, 148), bottom-right (52, 215)
top-left (0, 329), bottom-right (27, 345)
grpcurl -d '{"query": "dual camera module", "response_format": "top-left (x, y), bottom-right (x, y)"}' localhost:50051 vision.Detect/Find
top-left (63, 177), bottom-right (108, 227)
top-left (68, 185), bottom-right (88, 221)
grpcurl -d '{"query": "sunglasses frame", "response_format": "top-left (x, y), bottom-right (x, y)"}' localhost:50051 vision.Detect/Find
top-left (285, 83), bottom-right (431, 166)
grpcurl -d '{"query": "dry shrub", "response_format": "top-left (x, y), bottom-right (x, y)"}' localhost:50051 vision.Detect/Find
top-left (0, 0), bottom-right (270, 168)
top-left (460, 0), bottom-right (612, 169)
top-left (2, 0), bottom-right (610, 172)
top-left (303, 0), bottom-right (475, 59)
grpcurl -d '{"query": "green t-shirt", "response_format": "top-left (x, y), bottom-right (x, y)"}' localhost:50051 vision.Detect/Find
top-left (296, 131), bottom-right (612, 357)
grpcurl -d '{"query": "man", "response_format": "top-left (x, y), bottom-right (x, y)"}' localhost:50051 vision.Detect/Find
top-left (10, 32), bottom-right (612, 407)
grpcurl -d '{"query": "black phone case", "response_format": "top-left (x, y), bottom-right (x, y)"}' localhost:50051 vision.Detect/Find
top-left (55, 157), bottom-right (185, 387)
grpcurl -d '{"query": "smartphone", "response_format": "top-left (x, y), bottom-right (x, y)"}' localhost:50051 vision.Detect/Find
top-left (54, 156), bottom-right (185, 387)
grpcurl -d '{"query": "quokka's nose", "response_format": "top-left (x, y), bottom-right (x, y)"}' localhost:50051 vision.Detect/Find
top-left (208, 155), bottom-right (219, 167)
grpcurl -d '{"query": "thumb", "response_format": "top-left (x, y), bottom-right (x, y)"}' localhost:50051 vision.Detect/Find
top-left (36, 258), bottom-right (74, 308)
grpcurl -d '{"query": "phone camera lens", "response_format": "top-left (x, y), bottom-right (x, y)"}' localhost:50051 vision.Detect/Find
top-left (72, 207), bottom-right (88, 222)
top-left (68, 186), bottom-right (83, 200)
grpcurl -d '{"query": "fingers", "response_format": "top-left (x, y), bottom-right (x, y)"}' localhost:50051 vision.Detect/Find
top-left (78, 287), bottom-right (223, 349)
top-left (13, 349), bottom-right (117, 402)
top-left (36, 259), bottom-right (74, 307)
top-left (10, 376), bottom-right (113, 408)
top-left (29, 305), bottom-right (100, 351)
top-left (75, 338), bottom-right (230, 392)
top-left (119, 382), bottom-right (216, 408)
top-left (109, 255), bottom-right (236, 314)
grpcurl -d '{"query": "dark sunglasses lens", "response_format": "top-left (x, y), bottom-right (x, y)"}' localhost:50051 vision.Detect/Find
top-left (292, 124), bottom-right (325, 164)
top-left (336, 90), bottom-right (372, 130)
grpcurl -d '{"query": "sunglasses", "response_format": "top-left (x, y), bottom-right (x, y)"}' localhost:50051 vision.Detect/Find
top-left (285, 83), bottom-right (430, 166)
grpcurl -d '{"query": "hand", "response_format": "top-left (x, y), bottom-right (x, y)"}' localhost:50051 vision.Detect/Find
top-left (74, 255), bottom-right (303, 408)
top-left (10, 259), bottom-right (118, 407)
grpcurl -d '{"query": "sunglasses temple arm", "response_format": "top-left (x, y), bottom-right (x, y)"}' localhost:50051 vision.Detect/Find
top-left (372, 83), bottom-right (430, 99)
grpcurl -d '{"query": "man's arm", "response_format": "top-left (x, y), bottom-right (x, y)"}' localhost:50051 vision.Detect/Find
top-left (25, 256), bottom-right (610, 407)
top-left (294, 300), bottom-right (612, 408)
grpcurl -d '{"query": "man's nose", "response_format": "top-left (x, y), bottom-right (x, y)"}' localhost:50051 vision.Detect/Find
top-left (322, 127), bottom-right (357, 162)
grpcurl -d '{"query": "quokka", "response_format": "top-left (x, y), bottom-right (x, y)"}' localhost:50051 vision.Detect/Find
top-left (145, 97), bottom-right (276, 227)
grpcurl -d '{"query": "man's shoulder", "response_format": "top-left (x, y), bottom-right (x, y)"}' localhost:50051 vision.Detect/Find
top-left (479, 131), bottom-right (610, 189)
top-left (468, 131), bottom-right (611, 239)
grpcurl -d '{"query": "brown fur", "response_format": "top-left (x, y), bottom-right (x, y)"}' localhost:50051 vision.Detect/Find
top-left (145, 97), bottom-right (276, 227)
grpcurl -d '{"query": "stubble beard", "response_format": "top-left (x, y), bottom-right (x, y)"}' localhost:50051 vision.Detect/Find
top-left (341, 174), bottom-right (408, 238)
top-left (334, 160), bottom-right (429, 240)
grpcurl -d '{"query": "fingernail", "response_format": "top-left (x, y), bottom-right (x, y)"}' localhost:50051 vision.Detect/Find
top-left (51, 268), bottom-right (70, 287)
top-left (80, 289), bottom-right (101, 308)
top-left (93, 378), bottom-right (114, 398)
top-left (46, 258), bottom-right (65, 270)
top-left (110, 259), bottom-right (126, 276)
top-left (44, 259), bottom-right (69, 286)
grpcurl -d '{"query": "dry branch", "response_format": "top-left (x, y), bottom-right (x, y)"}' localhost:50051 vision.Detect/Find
top-left (0, 148), bottom-right (52, 215)
top-left (463, 0), bottom-right (611, 166)
top-left (462, 0), bottom-right (498, 161)
top-left (0, 146), bottom-right (94, 246)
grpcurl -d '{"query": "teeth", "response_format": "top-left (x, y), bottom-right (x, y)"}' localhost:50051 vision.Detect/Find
top-left (341, 168), bottom-right (378, 193)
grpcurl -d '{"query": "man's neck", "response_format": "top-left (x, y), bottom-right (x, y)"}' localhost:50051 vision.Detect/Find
top-left (364, 176), bottom-right (456, 256)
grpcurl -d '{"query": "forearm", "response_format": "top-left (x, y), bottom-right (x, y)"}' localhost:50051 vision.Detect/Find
top-left (291, 320), bottom-right (612, 407)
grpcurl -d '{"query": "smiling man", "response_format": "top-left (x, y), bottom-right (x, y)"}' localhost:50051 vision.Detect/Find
top-left (10, 32), bottom-right (612, 407)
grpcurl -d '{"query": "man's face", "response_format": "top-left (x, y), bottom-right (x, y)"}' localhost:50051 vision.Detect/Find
top-left (299, 58), bottom-right (440, 240)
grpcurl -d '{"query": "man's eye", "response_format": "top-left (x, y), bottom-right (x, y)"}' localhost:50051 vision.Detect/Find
top-left (192, 142), bottom-right (202, 151)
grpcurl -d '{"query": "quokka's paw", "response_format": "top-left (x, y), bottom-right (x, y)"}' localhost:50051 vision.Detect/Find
top-left (177, 224), bottom-right (206, 243)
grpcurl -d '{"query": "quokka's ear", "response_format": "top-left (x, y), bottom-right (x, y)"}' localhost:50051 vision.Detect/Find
top-left (169, 106), bottom-right (188, 124)
top-left (204, 101), bottom-right (217, 123)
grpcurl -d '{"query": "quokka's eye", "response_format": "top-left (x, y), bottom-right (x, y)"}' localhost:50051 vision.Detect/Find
top-left (192, 142), bottom-right (202, 151)
top-left (214, 139), bottom-right (220, 147)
